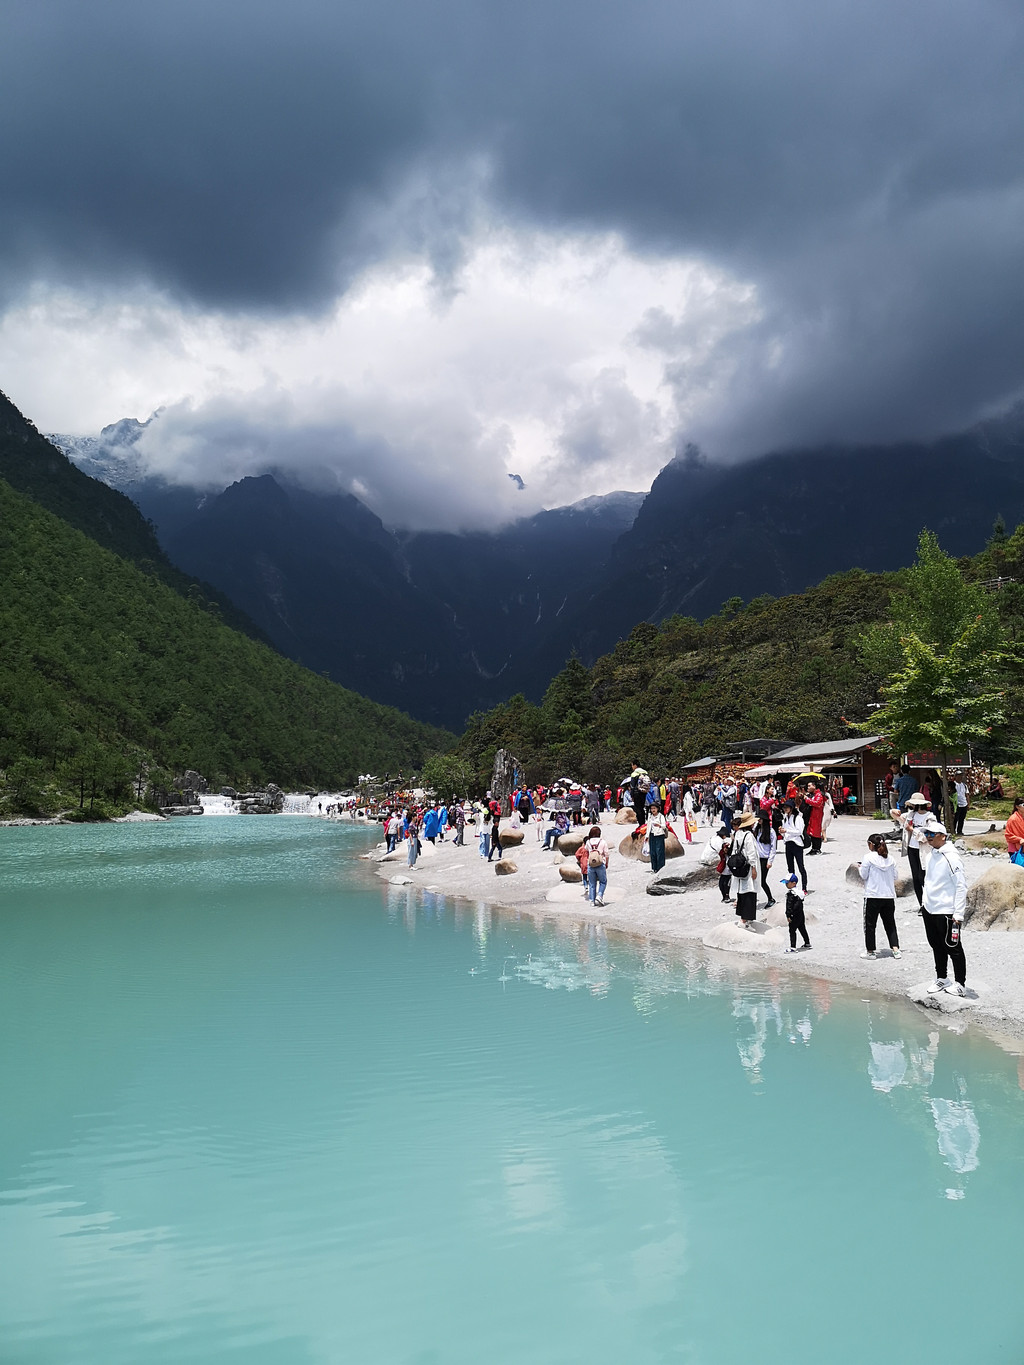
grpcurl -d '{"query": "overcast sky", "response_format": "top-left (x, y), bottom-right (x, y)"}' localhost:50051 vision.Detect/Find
top-left (1, 0), bottom-right (1022, 529)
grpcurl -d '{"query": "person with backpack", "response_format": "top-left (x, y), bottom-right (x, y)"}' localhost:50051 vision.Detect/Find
top-left (728, 811), bottom-right (760, 927)
top-left (630, 765), bottom-right (651, 819)
top-left (584, 825), bottom-right (610, 905)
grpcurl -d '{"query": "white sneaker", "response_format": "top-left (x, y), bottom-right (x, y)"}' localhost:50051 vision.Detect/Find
top-left (891, 947), bottom-right (902, 958)
top-left (595, 897), bottom-right (605, 907)
top-left (945, 982), bottom-right (968, 998)
top-left (927, 979), bottom-right (949, 994)
top-left (783, 947), bottom-right (797, 954)
top-left (859, 950), bottom-right (876, 959)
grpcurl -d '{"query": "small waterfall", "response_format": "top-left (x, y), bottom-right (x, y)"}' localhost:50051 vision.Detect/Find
top-left (199, 794), bottom-right (237, 816)
top-left (283, 793), bottom-right (312, 815)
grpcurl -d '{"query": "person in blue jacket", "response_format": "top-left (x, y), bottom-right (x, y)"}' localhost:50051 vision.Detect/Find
top-left (422, 806), bottom-right (440, 843)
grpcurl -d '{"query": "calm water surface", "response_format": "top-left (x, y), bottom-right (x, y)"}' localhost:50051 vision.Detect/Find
top-left (1, 817), bottom-right (1022, 1363)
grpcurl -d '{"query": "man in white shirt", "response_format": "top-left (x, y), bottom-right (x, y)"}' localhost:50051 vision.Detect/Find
top-left (953, 780), bottom-right (970, 837)
top-left (921, 819), bottom-right (969, 996)
top-left (857, 832), bottom-right (901, 959)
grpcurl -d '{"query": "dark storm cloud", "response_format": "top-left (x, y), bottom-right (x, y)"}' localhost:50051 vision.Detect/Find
top-left (3, 0), bottom-right (1024, 445)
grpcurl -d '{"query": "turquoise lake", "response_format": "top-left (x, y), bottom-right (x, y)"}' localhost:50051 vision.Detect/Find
top-left (1, 816), bottom-right (1023, 1363)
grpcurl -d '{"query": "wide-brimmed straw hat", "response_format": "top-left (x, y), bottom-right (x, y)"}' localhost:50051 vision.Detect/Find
top-left (906, 792), bottom-right (930, 807)
top-left (735, 811), bottom-right (757, 829)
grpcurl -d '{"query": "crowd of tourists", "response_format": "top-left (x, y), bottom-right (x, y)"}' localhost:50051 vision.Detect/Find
top-left (372, 756), bottom-right (996, 1001)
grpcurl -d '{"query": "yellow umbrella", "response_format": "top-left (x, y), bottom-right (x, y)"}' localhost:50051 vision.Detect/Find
top-left (795, 771), bottom-right (825, 782)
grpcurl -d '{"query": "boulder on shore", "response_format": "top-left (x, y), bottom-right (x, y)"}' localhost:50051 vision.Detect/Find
top-left (498, 828), bottom-right (525, 847)
top-left (614, 808), bottom-right (637, 825)
top-left (619, 831), bottom-right (685, 862)
top-left (646, 873), bottom-right (687, 896)
top-left (895, 874), bottom-right (914, 898)
top-left (965, 863), bottom-right (1024, 930)
top-left (619, 833), bottom-right (648, 862)
top-left (646, 862), bottom-right (718, 894)
top-left (495, 859), bottom-right (518, 876)
top-left (557, 830), bottom-right (587, 855)
top-left (558, 864), bottom-right (583, 883)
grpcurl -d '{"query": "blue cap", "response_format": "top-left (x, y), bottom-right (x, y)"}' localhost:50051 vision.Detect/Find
top-left (780, 874), bottom-right (798, 884)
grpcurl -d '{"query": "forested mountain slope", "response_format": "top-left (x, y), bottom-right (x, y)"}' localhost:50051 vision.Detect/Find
top-left (1, 391), bottom-right (265, 640)
top-left (449, 570), bottom-right (897, 789)
top-left (0, 478), bottom-right (451, 816)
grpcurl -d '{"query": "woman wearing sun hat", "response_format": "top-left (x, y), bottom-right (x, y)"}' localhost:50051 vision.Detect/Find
top-left (899, 791), bottom-right (931, 907)
top-left (729, 811), bottom-right (760, 928)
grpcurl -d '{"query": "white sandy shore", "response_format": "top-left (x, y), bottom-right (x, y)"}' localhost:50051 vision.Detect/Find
top-left (370, 815), bottom-right (1024, 1049)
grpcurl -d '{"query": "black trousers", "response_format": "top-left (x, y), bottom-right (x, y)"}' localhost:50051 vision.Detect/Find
top-left (923, 909), bottom-right (966, 985)
top-left (787, 905), bottom-right (810, 947)
top-left (784, 841), bottom-right (807, 891)
top-left (735, 890), bottom-right (757, 923)
top-left (759, 858), bottom-right (775, 905)
top-left (863, 897), bottom-right (899, 952)
top-left (953, 806), bottom-right (968, 835)
top-left (719, 873), bottom-right (732, 901)
top-left (907, 847), bottom-right (925, 905)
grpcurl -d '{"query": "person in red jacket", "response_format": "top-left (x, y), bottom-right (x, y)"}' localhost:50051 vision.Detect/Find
top-left (805, 781), bottom-right (825, 854)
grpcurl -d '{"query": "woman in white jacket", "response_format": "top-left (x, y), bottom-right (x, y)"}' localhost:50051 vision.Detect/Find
top-left (729, 811), bottom-right (760, 928)
top-left (780, 800), bottom-right (808, 892)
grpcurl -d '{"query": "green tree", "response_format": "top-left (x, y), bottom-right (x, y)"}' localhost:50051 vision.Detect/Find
top-left (855, 530), bottom-right (1013, 829)
top-left (420, 752), bottom-right (473, 803)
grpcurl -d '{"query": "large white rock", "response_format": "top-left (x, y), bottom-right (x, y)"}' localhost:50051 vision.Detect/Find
top-left (702, 921), bottom-right (787, 954)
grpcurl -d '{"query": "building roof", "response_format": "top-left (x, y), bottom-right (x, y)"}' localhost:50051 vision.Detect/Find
top-left (681, 755), bottom-right (718, 770)
top-left (720, 737), bottom-right (794, 758)
top-left (768, 736), bottom-right (882, 764)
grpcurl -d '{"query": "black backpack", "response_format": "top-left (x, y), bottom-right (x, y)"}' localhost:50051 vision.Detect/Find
top-left (726, 834), bottom-right (751, 879)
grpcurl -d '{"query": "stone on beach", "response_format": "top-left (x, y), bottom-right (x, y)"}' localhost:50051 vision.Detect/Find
top-left (389, 874), bottom-right (413, 885)
top-left (908, 980), bottom-right (978, 1011)
top-left (557, 831), bottom-right (587, 855)
top-left (614, 808), bottom-right (637, 824)
top-left (494, 859), bottom-right (518, 875)
top-left (965, 863), bottom-right (1024, 930)
top-left (646, 862), bottom-right (719, 895)
top-left (499, 829), bottom-right (525, 847)
top-left (703, 920), bottom-right (785, 954)
top-left (618, 831), bottom-right (685, 862)
top-left (558, 864), bottom-right (583, 883)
